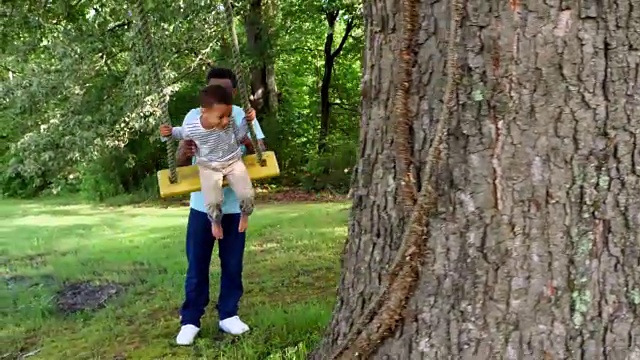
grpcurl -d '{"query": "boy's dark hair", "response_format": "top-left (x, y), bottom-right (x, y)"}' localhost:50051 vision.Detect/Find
top-left (206, 67), bottom-right (238, 88)
top-left (199, 84), bottom-right (233, 108)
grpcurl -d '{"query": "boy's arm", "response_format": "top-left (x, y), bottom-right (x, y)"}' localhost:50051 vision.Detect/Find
top-left (174, 110), bottom-right (198, 165)
top-left (161, 126), bottom-right (188, 142)
top-left (234, 118), bottom-right (249, 145)
top-left (171, 126), bottom-right (188, 140)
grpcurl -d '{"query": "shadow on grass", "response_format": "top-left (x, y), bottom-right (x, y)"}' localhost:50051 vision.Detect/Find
top-left (1, 200), bottom-right (348, 359)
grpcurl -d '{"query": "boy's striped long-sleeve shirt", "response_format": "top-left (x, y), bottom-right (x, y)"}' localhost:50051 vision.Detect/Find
top-left (165, 116), bottom-right (249, 163)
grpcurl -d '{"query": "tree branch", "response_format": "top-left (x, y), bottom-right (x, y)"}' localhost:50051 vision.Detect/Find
top-left (106, 20), bottom-right (132, 33)
top-left (329, 101), bottom-right (359, 114)
top-left (0, 64), bottom-right (20, 75)
top-left (325, 9), bottom-right (339, 26)
top-left (324, 10), bottom-right (339, 58)
top-left (285, 46), bottom-right (321, 54)
top-left (331, 17), bottom-right (355, 59)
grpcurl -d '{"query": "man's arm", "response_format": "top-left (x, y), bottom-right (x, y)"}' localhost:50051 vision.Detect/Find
top-left (241, 117), bottom-right (267, 154)
top-left (241, 137), bottom-right (266, 154)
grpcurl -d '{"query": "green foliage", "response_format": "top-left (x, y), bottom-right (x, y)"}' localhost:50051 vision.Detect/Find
top-left (79, 157), bottom-right (125, 201)
top-left (77, 138), bottom-right (162, 202)
top-left (301, 135), bottom-right (356, 192)
top-left (1, 0), bottom-right (363, 199)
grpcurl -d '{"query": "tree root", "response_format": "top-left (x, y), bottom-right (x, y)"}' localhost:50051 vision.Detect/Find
top-left (394, 0), bottom-right (420, 211)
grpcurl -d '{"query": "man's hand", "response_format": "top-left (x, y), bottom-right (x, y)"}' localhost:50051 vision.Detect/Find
top-left (176, 140), bottom-right (197, 166)
top-left (242, 138), bottom-right (266, 154)
top-left (160, 124), bottom-right (173, 136)
top-left (182, 140), bottom-right (197, 157)
top-left (245, 108), bottom-right (256, 122)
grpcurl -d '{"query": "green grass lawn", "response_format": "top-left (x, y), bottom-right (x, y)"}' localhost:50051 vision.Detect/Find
top-left (1, 197), bottom-right (349, 359)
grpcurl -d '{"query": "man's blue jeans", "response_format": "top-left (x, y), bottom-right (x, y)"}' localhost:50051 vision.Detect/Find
top-left (179, 209), bottom-right (246, 328)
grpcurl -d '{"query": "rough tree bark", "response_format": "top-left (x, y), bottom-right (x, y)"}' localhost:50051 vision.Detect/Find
top-left (312, 0), bottom-right (640, 359)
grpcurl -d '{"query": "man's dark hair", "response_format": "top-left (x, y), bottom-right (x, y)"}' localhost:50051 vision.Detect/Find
top-left (199, 84), bottom-right (233, 108)
top-left (206, 67), bottom-right (238, 88)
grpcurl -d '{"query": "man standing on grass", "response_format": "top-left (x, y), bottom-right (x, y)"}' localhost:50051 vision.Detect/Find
top-left (174, 67), bottom-right (266, 345)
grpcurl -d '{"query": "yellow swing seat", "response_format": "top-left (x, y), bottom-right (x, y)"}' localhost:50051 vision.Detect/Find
top-left (157, 151), bottom-right (280, 198)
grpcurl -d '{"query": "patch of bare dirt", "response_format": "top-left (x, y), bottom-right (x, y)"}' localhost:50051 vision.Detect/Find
top-left (55, 281), bottom-right (124, 314)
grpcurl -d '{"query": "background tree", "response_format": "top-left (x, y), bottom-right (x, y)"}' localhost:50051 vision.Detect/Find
top-left (313, 0), bottom-right (640, 358)
top-left (243, 0), bottom-right (280, 115)
top-left (318, 0), bottom-right (358, 154)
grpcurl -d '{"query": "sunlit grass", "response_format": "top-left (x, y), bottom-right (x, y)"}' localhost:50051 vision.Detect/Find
top-left (1, 198), bottom-right (349, 359)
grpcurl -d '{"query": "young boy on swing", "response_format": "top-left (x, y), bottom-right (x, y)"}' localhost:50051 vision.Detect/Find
top-left (160, 84), bottom-right (256, 238)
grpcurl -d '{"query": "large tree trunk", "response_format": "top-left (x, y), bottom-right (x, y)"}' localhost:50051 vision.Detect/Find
top-left (313, 0), bottom-right (640, 359)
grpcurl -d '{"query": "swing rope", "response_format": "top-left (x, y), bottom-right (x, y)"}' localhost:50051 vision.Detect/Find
top-left (134, 0), bottom-right (178, 183)
top-left (223, 0), bottom-right (265, 166)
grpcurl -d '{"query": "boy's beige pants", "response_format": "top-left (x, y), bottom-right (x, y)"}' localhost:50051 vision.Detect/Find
top-left (195, 158), bottom-right (255, 223)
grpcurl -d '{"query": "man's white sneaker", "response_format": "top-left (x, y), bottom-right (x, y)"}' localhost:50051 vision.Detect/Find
top-left (176, 324), bottom-right (200, 345)
top-left (219, 316), bottom-right (250, 335)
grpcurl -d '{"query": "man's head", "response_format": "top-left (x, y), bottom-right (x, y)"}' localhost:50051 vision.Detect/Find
top-left (199, 84), bottom-right (233, 129)
top-left (206, 67), bottom-right (237, 96)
